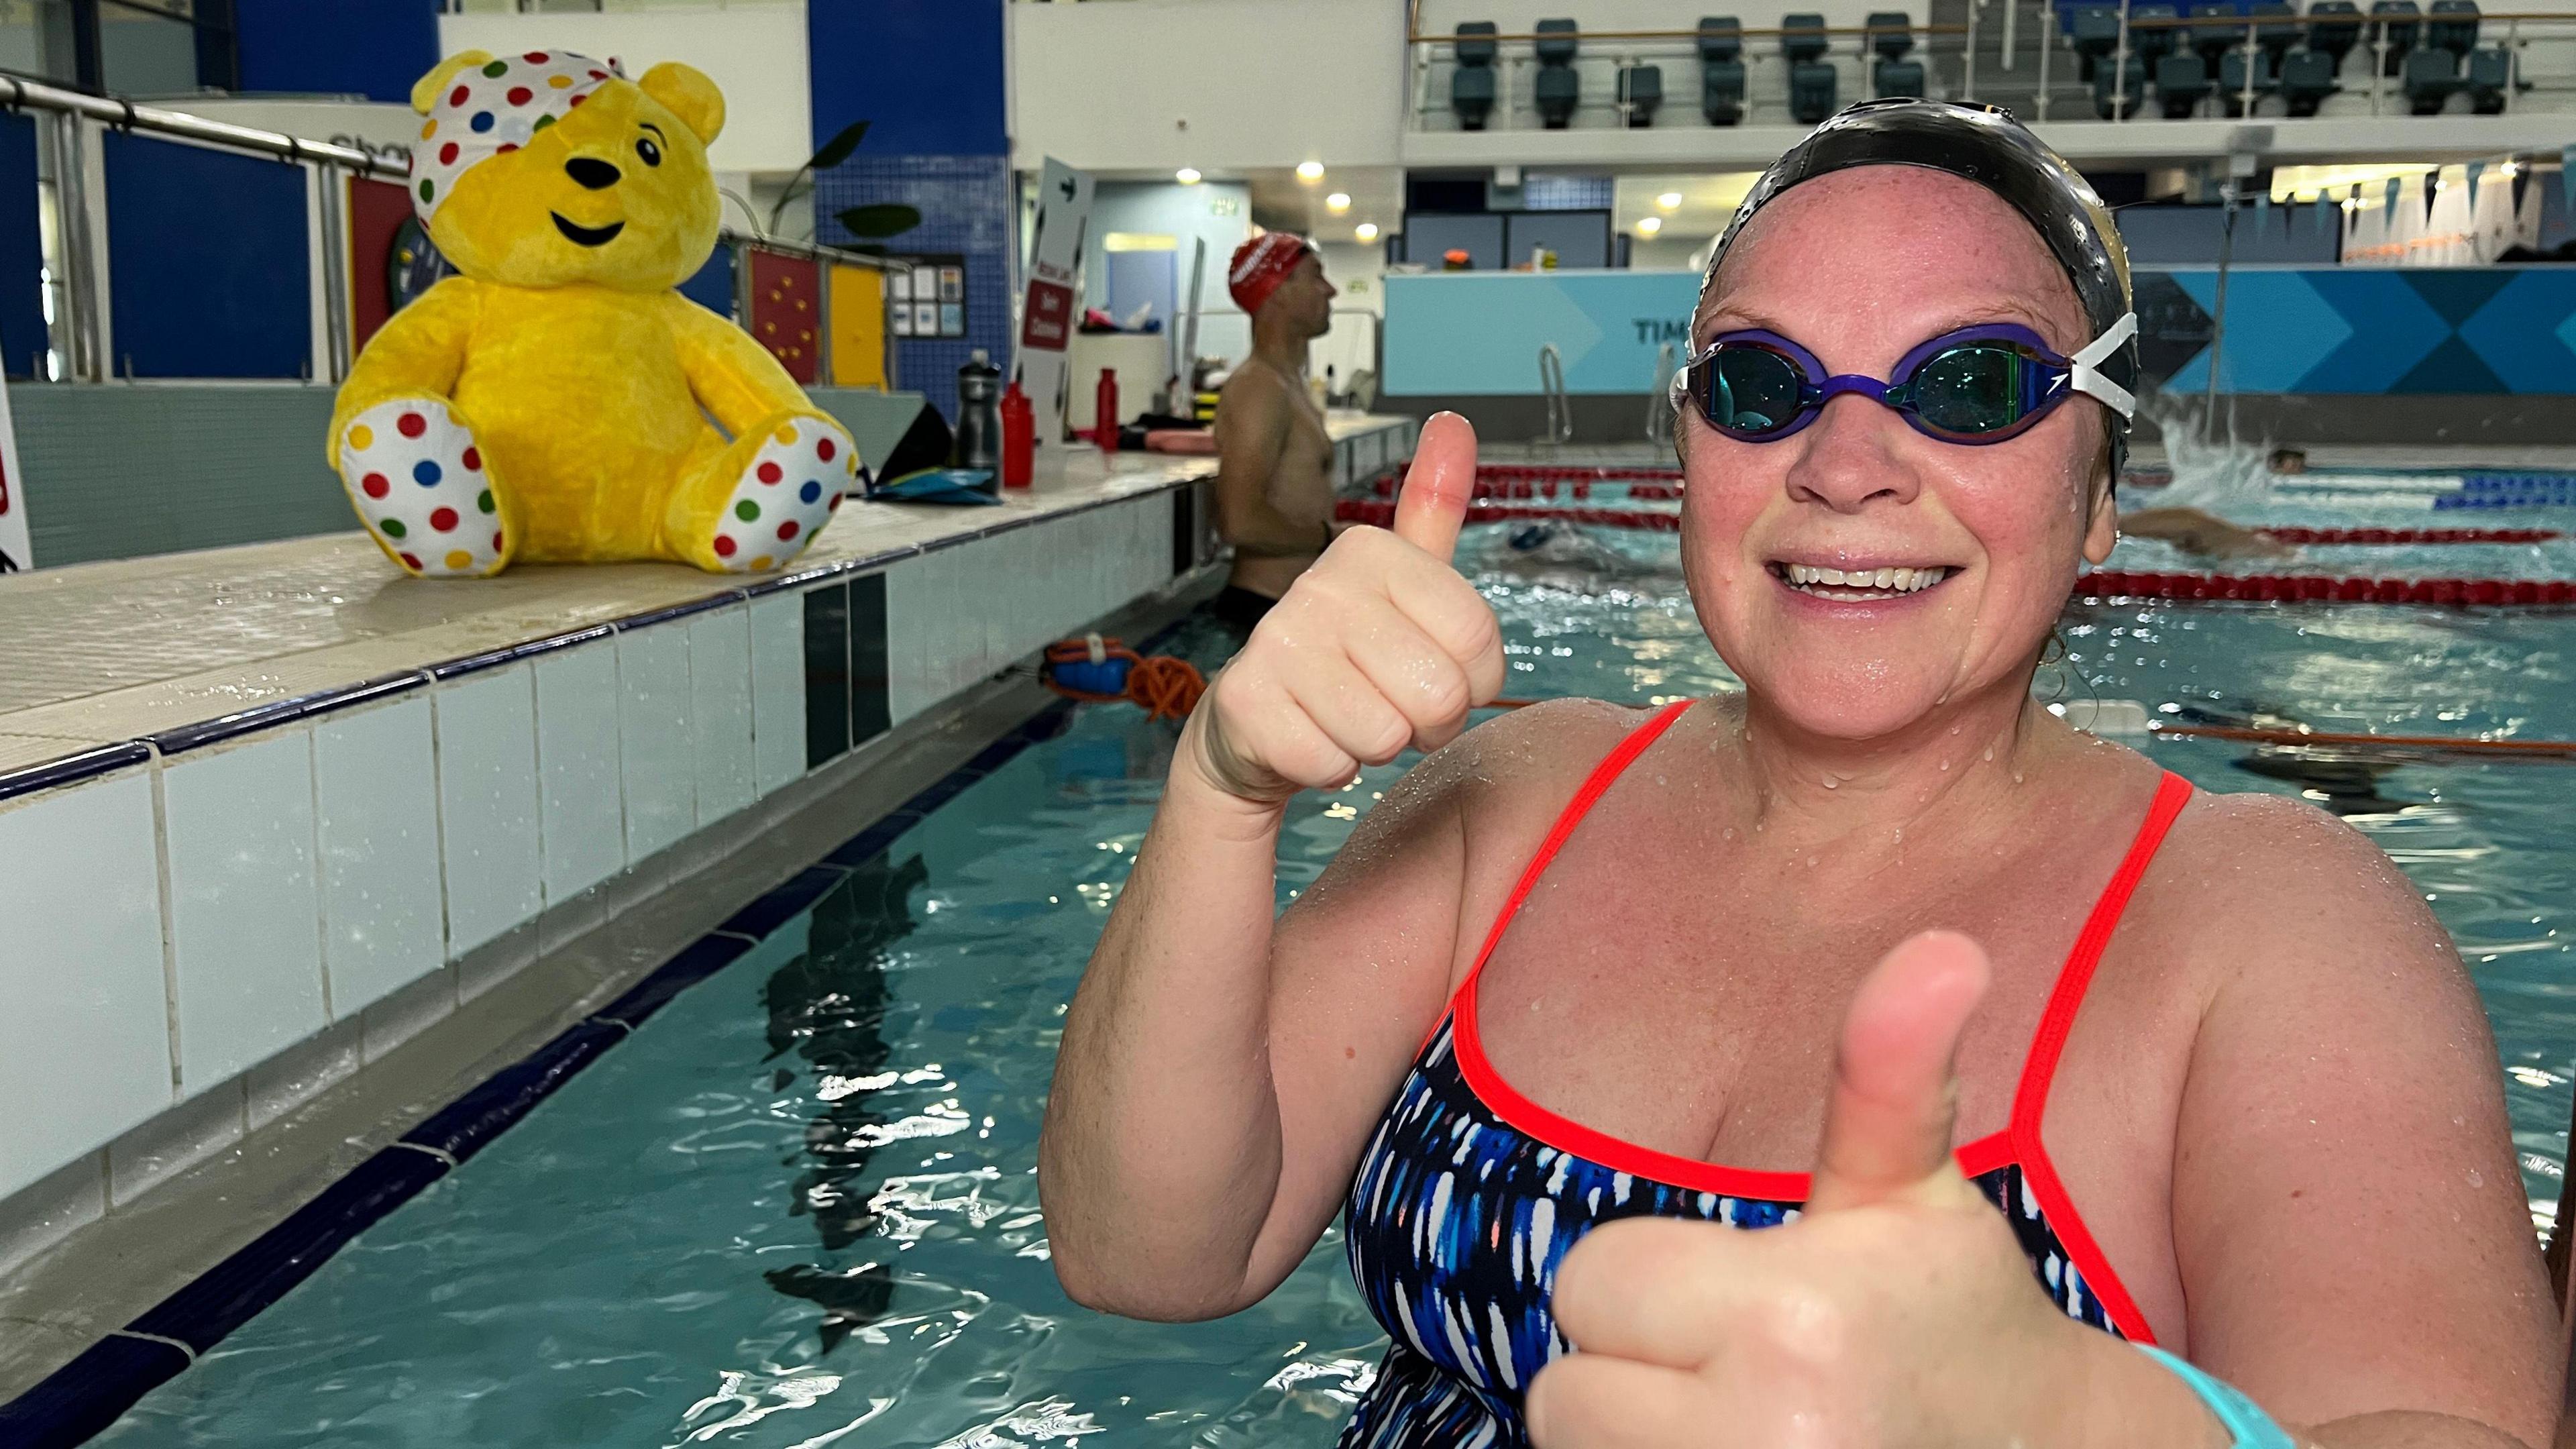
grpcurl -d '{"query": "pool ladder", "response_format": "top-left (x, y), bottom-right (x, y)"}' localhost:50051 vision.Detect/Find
top-left (1537, 344), bottom-right (1572, 446)
top-left (1644, 341), bottom-right (1676, 449)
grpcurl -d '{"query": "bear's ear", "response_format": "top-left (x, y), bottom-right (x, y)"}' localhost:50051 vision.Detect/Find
top-left (411, 51), bottom-right (494, 115)
top-left (639, 62), bottom-right (725, 145)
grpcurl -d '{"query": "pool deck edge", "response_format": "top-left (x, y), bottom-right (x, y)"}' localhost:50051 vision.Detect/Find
top-left (0, 576), bottom-right (1217, 1440)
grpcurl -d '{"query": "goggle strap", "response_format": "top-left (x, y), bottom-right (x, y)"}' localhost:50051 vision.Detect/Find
top-left (2068, 312), bottom-right (2138, 420)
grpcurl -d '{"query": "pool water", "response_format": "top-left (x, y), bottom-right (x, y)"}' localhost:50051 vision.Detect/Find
top-left (97, 486), bottom-right (2575, 1447)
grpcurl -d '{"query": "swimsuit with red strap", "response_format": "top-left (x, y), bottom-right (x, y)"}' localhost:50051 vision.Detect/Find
top-left (1334, 699), bottom-right (2194, 1448)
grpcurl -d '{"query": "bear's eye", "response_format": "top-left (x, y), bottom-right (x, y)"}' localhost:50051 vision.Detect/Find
top-left (637, 136), bottom-right (663, 168)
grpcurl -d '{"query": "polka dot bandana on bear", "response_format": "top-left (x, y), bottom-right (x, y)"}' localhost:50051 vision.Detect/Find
top-left (412, 50), bottom-right (618, 221)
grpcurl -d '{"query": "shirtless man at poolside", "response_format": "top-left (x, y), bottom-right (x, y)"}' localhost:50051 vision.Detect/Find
top-left (1210, 233), bottom-right (1339, 635)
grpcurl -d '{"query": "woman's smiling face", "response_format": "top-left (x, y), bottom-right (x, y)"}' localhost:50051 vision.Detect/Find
top-left (1678, 166), bottom-right (2120, 743)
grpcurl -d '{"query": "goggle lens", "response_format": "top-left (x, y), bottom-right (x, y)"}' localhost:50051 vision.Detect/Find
top-left (1701, 345), bottom-right (1807, 437)
top-left (1908, 343), bottom-right (2035, 437)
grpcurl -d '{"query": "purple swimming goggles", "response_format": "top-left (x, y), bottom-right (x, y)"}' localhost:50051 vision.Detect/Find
top-left (1671, 314), bottom-right (2138, 445)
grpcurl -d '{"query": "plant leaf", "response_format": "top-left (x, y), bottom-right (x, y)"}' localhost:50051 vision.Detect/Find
top-left (809, 120), bottom-right (870, 172)
top-left (836, 204), bottom-right (921, 239)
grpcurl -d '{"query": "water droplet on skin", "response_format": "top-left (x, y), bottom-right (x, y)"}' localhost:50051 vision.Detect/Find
top-left (2012, 771), bottom-right (2025, 785)
top-left (1982, 747), bottom-right (1994, 762)
top-left (2466, 1167), bottom-right (2484, 1187)
top-left (1807, 855), bottom-right (1819, 867)
top-left (1821, 776), bottom-right (1838, 789)
top-left (1722, 826), bottom-right (1735, 841)
top-left (1939, 760), bottom-right (1949, 771)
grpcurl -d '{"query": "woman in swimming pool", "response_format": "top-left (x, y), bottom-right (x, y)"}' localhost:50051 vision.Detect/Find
top-left (1038, 101), bottom-right (2557, 1448)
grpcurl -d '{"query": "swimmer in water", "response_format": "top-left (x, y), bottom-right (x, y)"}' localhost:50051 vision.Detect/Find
top-left (1466, 519), bottom-right (1672, 592)
top-left (2118, 504), bottom-right (2295, 561)
top-left (1040, 101), bottom-right (2553, 1449)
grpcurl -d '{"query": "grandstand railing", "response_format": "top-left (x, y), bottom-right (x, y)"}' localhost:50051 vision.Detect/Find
top-left (1403, 5), bottom-right (2576, 130)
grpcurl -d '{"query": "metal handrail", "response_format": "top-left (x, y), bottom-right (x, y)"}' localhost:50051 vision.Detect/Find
top-left (1416, 22), bottom-right (1969, 42)
top-left (0, 70), bottom-right (890, 385)
top-left (1538, 343), bottom-right (1572, 445)
top-left (0, 71), bottom-right (398, 176)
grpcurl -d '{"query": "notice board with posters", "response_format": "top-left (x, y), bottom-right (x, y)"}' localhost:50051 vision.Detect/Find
top-left (883, 254), bottom-right (967, 341)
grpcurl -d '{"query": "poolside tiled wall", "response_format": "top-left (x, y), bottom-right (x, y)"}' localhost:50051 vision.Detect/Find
top-left (0, 425), bottom-right (1433, 1260)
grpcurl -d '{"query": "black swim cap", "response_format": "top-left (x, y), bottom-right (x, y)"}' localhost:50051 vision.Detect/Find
top-left (1702, 99), bottom-right (2137, 474)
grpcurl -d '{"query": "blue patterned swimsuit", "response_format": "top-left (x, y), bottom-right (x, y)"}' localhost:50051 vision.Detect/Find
top-left (1336, 700), bottom-right (2191, 1447)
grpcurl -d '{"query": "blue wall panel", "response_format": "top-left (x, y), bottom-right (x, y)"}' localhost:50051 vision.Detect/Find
top-left (234, 0), bottom-right (441, 106)
top-left (808, 0), bottom-right (1008, 158)
top-left (806, 1), bottom-right (1012, 423)
top-left (678, 242), bottom-right (735, 318)
top-left (0, 114), bottom-right (48, 380)
top-left (1383, 268), bottom-right (2576, 398)
top-left (105, 134), bottom-right (311, 380)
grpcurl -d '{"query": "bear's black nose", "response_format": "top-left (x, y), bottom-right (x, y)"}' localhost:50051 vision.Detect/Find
top-left (565, 157), bottom-right (621, 190)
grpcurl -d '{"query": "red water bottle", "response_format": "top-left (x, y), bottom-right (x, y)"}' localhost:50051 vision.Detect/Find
top-left (1000, 380), bottom-right (1034, 489)
top-left (1094, 368), bottom-right (1120, 453)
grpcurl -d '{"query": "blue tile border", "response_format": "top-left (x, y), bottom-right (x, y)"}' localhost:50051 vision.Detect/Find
top-left (148, 671), bottom-right (426, 757)
top-left (0, 664), bottom-right (1144, 1446)
top-left (0, 741), bottom-right (152, 805)
top-left (425, 623), bottom-right (615, 681)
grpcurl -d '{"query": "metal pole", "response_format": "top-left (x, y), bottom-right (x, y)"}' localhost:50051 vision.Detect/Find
top-left (2204, 179), bottom-right (2237, 443)
top-left (2002, 0), bottom-right (2018, 72)
top-left (314, 158), bottom-right (350, 383)
top-left (2112, 0), bottom-right (2131, 119)
top-left (2037, 9), bottom-right (2053, 119)
top-left (51, 113), bottom-right (101, 382)
top-left (2239, 19), bottom-right (2257, 113)
top-left (1964, 1), bottom-right (1980, 101)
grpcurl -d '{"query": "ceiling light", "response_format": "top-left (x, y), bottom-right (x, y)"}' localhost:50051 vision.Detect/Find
top-left (1355, 222), bottom-right (1380, 241)
top-left (1296, 160), bottom-right (1325, 182)
top-left (1636, 215), bottom-right (1664, 235)
top-left (1175, 167), bottom-right (1202, 185)
top-left (1326, 191), bottom-right (1351, 213)
top-left (1656, 191), bottom-right (1682, 210)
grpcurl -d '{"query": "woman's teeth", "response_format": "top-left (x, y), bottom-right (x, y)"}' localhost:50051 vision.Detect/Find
top-left (1782, 564), bottom-right (1950, 596)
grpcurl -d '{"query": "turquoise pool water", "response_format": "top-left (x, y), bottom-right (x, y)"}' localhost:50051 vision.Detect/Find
top-left (97, 482), bottom-right (2574, 1446)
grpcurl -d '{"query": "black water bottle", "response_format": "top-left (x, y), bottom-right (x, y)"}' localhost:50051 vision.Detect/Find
top-left (953, 350), bottom-right (1003, 474)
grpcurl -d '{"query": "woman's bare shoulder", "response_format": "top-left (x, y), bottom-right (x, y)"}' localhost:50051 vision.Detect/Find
top-left (2138, 784), bottom-right (2464, 998)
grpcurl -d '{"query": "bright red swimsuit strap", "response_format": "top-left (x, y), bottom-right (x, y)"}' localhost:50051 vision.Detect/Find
top-left (1455, 698), bottom-right (1698, 1001)
top-left (2008, 769), bottom-right (2195, 1129)
top-left (2004, 767), bottom-right (2195, 1346)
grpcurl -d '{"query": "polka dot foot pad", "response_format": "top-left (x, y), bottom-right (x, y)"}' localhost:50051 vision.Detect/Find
top-left (710, 417), bottom-right (853, 574)
top-left (339, 398), bottom-right (504, 578)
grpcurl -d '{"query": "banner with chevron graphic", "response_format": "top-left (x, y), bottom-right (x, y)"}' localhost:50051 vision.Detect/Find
top-left (1385, 268), bottom-right (2576, 398)
top-left (2136, 269), bottom-right (2576, 394)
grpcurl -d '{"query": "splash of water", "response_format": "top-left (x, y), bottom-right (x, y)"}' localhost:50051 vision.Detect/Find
top-left (2137, 390), bottom-right (2276, 515)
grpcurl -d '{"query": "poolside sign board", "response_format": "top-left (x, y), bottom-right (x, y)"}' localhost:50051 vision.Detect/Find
top-left (1018, 156), bottom-right (1095, 439)
top-left (0, 356), bottom-right (25, 572)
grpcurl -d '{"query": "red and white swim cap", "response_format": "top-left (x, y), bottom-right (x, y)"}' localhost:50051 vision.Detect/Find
top-left (413, 50), bottom-right (619, 222)
top-left (1228, 231), bottom-right (1316, 315)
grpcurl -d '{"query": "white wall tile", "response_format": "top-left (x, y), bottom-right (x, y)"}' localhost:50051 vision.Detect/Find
top-left (618, 625), bottom-right (696, 861)
top-left (889, 555), bottom-right (934, 724)
top-left (533, 641), bottom-right (625, 905)
top-left (0, 771), bottom-right (173, 1201)
top-left (749, 590), bottom-right (807, 792)
top-left (164, 729), bottom-right (329, 1091)
top-left (435, 664), bottom-right (543, 957)
top-left (689, 605), bottom-right (755, 825)
top-left (914, 547), bottom-right (958, 704)
top-left (314, 696), bottom-right (445, 1018)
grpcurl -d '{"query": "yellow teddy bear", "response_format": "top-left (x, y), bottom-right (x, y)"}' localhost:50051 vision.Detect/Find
top-left (329, 49), bottom-right (855, 578)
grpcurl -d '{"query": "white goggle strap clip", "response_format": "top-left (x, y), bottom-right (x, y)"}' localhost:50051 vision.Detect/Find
top-left (2068, 312), bottom-right (2138, 420)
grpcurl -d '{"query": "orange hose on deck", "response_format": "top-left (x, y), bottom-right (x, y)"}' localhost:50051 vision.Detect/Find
top-left (1124, 655), bottom-right (1205, 721)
